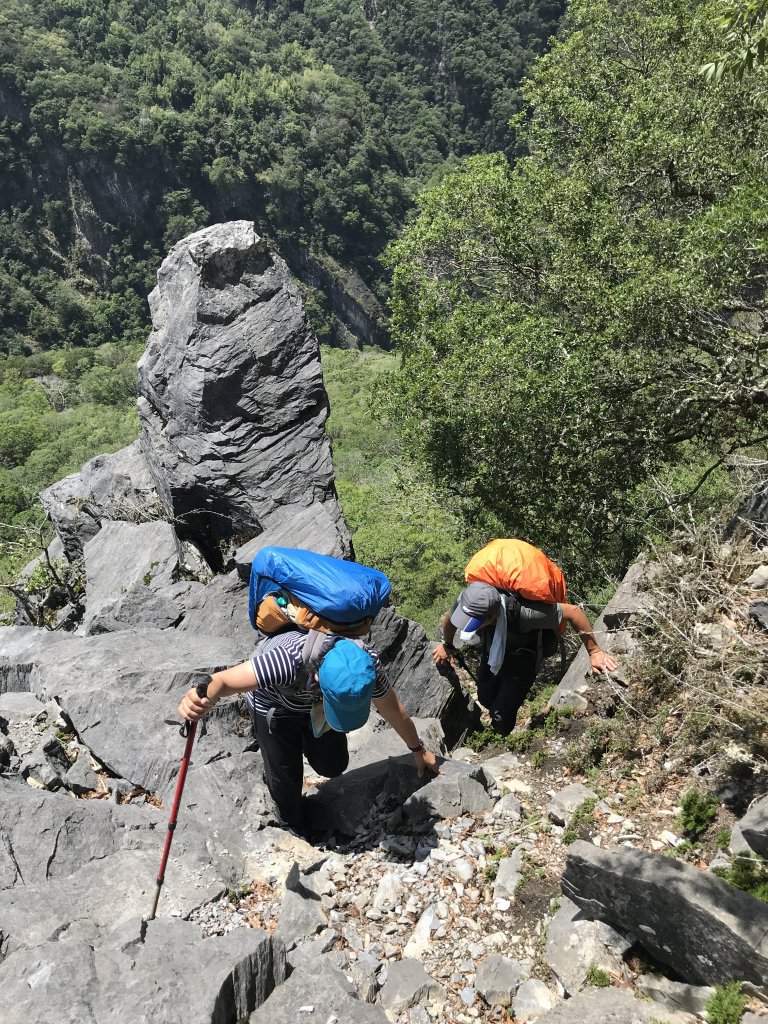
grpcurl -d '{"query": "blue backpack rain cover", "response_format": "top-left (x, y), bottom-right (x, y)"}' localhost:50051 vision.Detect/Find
top-left (248, 546), bottom-right (392, 628)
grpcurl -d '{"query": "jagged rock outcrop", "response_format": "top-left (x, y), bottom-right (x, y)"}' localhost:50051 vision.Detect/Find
top-left (1, 223), bottom-right (482, 1022)
top-left (548, 561), bottom-right (654, 712)
top-left (137, 221), bottom-right (351, 566)
top-left (562, 841), bottom-right (768, 988)
top-left (39, 441), bottom-right (161, 562)
top-left (0, 917), bottom-right (284, 1024)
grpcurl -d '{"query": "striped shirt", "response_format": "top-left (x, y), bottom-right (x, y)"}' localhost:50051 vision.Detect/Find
top-left (245, 631), bottom-right (391, 719)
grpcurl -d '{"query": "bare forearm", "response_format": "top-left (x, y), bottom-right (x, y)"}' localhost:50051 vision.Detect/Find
top-left (561, 604), bottom-right (600, 654)
top-left (373, 690), bottom-right (420, 748)
top-left (179, 661), bottom-right (256, 720)
top-left (440, 613), bottom-right (458, 646)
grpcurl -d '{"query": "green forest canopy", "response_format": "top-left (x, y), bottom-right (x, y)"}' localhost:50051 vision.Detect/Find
top-left (0, 0), bottom-right (563, 355)
top-left (385, 0), bottom-right (768, 590)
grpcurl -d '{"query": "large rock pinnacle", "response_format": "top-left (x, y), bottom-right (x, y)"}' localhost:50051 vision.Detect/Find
top-left (137, 220), bottom-right (351, 564)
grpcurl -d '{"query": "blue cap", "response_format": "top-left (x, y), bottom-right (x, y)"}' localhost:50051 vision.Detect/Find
top-left (318, 640), bottom-right (377, 733)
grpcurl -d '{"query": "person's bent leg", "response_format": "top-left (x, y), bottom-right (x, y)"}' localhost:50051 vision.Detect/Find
top-left (488, 649), bottom-right (538, 735)
top-left (302, 725), bottom-right (349, 779)
top-left (253, 711), bottom-right (307, 832)
top-left (477, 665), bottom-right (502, 715)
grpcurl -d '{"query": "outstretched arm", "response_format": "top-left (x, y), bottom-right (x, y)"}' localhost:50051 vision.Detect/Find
top-left (178, 661), bottom-right (258, 721)
top-left (432, 611), bottom-right (459, 666)
top-left (373, 688), bottom-right (440, 778)
top-left (560, 604), bottom-right (618, 674)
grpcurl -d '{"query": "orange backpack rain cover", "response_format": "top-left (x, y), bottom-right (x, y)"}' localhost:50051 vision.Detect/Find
top-left (465, 539), bottom-right (567, 631)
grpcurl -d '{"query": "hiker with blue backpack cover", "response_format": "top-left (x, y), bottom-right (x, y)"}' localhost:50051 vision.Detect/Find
top-left (178, 547), bottom-right (440, 837)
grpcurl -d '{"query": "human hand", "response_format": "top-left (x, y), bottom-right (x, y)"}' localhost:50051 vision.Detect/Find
top-left (178, 687), bottom-right (216, 722)
top-left (432, 643), bottom-right (455, 667)
top-left (589, 649), bottom-right (618, 675)
top-left (413, 746), bottom-right (440, 779)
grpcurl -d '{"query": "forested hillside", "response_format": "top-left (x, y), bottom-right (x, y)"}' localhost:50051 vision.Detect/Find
top-left (0, 0), bottom-right (562, 355)
top-left (386, 0), bottom-right (768, 592)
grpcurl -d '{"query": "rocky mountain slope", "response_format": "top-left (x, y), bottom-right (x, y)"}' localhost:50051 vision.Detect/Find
top-left (1, 223), bottom-right (767, 1023)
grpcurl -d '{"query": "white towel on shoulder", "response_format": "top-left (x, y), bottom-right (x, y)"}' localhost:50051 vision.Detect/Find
top-left (488, 594), bottom-right (507, 675)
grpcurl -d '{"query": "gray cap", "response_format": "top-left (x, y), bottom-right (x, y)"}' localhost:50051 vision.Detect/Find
top-left (450, 582), bottom-right (501, 636)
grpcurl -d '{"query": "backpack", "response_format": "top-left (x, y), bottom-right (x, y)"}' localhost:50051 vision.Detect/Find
top-left (248, 546), bottom-right (392, 638)
top-left (465, 539), bottom-right (568, 663)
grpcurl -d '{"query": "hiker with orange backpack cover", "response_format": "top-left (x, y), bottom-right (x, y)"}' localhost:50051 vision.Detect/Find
top-left (432, 539), bottom-right (618, 735)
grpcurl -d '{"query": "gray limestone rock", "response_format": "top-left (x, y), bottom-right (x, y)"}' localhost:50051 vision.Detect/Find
top-left (548, 561), bottom-right (653, 712)
top-left (82, 520), bottom-right (192, 633)
top-left (402, 760), bottom-right (495, 823)
top-left (20, 735), bottom-right (72, 790)
top-left (174, 570), bottom-right (254, 645)
top-left (0, 917), bottom-right (280, 1024)
top-left (736, 795), bottom-right (768, 857)
top-left (0, 690), bottom-right (66, 765)
top-left (511, 978), bottom-right (556, 1020)
top-left (635, 974), bottom-right (715, 1016)
top-left (493, 792), bottom-right (523, 820)
top-left (349, 957), bottom-right (380, 1002)
top-left (249, 958), bottom-right (389, 1023)
top-left (748, 600), bottom-right (768, 632)
top-left (548, 783), bottom-right (598, 827)
top-left (562, 840), bottom-right (768, 987)
top-left (536, 987), bottom-right (696, 1023)
top-left (745, 564), bottom-right (768, 589)
top-left (475, 953), bottom-right (527, 1006)
top-left (235, 503), bottom-right (352, 569)
top-left (379, 958), bottom-right (447, 1014)
top-left (137, 221), bottom-right (351, 565)
top-left (64, 748), bottom-right (102, 793)
top-left (0, 627), bottom-right (251, 794)
top-left (273, 862), bottom-right (328, 951)
top-left (544, 897), bottom-right (630, 996)
top-left (304, 718), bottom-right (445, 835)
top-left (493, 848), bottom-right (525, 901)
top-left (0, 847), bottom-right (228, 957)
top-left (40, 441), bottom-right (161, 561)
top-left (369, 605), bottom-right (479, 747)
top-left (480, 752), bottom-right (527, 795)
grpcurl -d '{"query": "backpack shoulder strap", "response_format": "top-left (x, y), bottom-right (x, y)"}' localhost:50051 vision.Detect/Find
top-left (296, 631), bottom-right (370, 685)
top-left (297, 629), bottom-right (335, 685)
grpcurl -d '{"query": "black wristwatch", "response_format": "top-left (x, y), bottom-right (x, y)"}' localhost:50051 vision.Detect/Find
top-left (409, 738), bottom-right (426, 753)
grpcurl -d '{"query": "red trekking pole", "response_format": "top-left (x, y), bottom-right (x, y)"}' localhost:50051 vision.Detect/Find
top-left (148, 676), bottom-right (210, 921)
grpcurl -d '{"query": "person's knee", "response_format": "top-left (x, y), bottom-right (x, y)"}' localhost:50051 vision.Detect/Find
top-left (307, 738), bottom-right (349, 779)
top-left (321, 749), bottom-right (349, 778)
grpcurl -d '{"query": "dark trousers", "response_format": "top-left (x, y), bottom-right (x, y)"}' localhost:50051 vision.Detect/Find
top-left (477, 646), bottom-right (538, 735)
top-left (252, 709), bottom-right (349, 833)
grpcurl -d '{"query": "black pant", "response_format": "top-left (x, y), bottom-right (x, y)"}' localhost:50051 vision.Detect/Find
top-left (477, 646), bottom-right (538, 735)
top-left (252, 709), bottom-right (349, 833)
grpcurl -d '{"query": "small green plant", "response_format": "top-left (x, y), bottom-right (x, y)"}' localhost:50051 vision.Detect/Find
top-left (564, 720), bottom-right (615, 773)
top-left (563, 797), bottom-right (598, 844)
top-left (716, 828), bottom-right (732, 849)
top-left (584, 964), bottom-right (611, 987)
top-left (714, 852), bottom-right (768, 902)
top-left (704, 982), bottom-right (747, 1024)
top-left (544, 706), bottom-right (574, 735)
top-left (465, 726), bottom-right (535, 753)
top-left (677, 788), bottom-right (719, 839)
top-left (226, 881), bottom-right (251, 902)
top-left (530, 748), bottom-right (547, 768)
